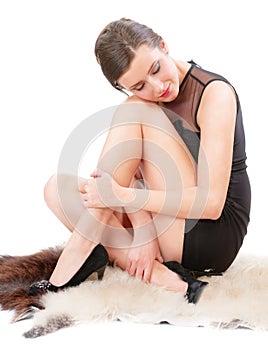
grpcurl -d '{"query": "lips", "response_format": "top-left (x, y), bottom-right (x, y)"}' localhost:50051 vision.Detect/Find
top-left (160, 84), bottom-right (170, 98)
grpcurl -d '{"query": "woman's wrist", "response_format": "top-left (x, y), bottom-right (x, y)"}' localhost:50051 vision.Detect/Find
top-left (131, 224), bottom-right (158, 246)
top-left (118, 186), bottom-right (136, 206)
top-left (118, 185), bottom-right (151, 212)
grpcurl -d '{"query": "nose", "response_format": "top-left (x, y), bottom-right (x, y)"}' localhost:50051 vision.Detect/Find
top-left (148, 76), bottom-right (164, 93)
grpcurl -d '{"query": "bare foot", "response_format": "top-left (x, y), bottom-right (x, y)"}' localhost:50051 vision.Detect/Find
top-left (150, 261), bottom-right (188, 294)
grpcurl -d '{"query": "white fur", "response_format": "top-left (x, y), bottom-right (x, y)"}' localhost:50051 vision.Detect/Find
top-left (32, 254), bottom-right (268, 331)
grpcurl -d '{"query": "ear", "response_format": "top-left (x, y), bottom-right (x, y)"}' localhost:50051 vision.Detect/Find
top-left (160, 40), bottom-right (169, 54)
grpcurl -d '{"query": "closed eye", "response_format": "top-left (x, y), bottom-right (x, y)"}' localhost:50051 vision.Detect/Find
top-left (133, 60), bottom-right (160, 92)
top-left (152, 61), bottom-right (160, 74)
top-left (135, 83), bottom-right (145, 91)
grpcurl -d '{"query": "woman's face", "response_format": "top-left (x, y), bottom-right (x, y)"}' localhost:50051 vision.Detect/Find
top-left (117, 42), bottom-right (180, 103)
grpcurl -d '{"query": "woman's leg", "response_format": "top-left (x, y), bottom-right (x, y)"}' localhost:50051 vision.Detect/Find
top-left (44, 173), bottom-right (110, 286)
top-left (46, 102), bottom-right (197, 290)
top-left (97, 102), bottom-right (197, 262)
top-left (45, 174), bottom-right (187, 293)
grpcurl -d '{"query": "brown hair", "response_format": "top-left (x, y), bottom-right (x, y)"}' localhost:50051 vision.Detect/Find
top-left (94, 18), bottom-right (163, 92)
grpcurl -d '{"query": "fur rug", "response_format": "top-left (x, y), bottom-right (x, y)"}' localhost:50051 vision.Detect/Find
top-left (22, 254), bottom-right (268, 338)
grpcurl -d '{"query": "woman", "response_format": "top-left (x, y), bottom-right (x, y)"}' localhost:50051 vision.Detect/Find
top-left (29, 18), bottom-right (251, 303)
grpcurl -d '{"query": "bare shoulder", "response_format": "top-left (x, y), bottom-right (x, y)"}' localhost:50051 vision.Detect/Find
top-left (201, 80), bottom-right (237, 107)
top-left (197, 80), bottom-right (237, 127)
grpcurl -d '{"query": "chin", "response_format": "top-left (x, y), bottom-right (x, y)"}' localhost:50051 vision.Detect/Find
top-left (165, 96), bottom-right (176, 102)
top-left (173, 85), bottom-right (180, 97)
top-left (165, 92), bottom-right (178, 102)
top-left (166, 84), bottom-right (179, 102)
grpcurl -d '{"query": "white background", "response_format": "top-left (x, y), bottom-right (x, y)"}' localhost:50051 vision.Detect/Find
top-left (0, 0), bottom-right (267, 348)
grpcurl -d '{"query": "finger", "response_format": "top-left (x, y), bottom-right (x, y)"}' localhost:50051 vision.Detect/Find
top-left (81, 193), bottom-right (88, 201)
top-left (84, 179), bottom-right (95, 193)
top-left (90, 169), bottom-right (98, 178)
top-left (156, 254), bottom-right (164, 263)
top-left (143, 264), bottom-right (153, 283)
top-left (134, 264), bottom-right (145, 280)
top-left (78, 179), bottom-right (88, 193)
top-left (128, 262), bottom-right (137, 276)
top-left (125, 259), bottom-right (131, 273)
top-left (90, 169), bottom-right (103, 178)
top-left (82, 198), bottom-right (89, 208)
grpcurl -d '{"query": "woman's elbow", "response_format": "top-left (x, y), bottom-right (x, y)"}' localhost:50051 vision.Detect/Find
top-left (203, 194), bottom-right (225, 220)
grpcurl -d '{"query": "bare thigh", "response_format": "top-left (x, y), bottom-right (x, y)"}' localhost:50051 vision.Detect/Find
top-left (44, 173), bottom-right (88, 231)
top-left (140, 109), bottom-right (196, 260)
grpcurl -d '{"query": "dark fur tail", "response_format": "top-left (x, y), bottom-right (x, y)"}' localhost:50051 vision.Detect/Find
top-left (0, 246), bottom-right (63, 322)
top-left (23, 314), bottom-right (74, 338)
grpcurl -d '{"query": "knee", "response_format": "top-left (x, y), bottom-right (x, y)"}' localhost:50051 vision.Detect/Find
top-left (44, 174), bottom-right (58, 209)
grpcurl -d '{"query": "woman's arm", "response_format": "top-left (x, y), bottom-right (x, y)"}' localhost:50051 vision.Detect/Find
top-left (85, 81), bottom-right (237, 220)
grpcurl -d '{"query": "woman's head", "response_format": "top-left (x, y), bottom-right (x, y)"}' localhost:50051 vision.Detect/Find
top-left (95, 18), bottom-right (180, 102)
top-left (95, 18), bottom-right (163, 92)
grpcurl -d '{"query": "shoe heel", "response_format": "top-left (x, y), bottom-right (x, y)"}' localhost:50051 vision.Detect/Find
top-left (163, 260), bottom-right (209, 304)
top-left (186, 280), bottom-right (208, 304)
top-left (96, 265), bottom-right (106, 280)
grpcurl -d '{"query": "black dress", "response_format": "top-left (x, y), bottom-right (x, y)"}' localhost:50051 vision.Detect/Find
top-left (162, 61), bottom-right (251, 274)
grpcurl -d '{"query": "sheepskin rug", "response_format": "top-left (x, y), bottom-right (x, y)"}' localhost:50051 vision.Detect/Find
top-left (23, 254), bottom-right (268, 338)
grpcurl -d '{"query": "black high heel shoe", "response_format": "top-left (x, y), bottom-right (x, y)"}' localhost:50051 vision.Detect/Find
top-left (28, 244), bottom-right (109, 296)
top-left (163, 261), bottom-right (208, 304)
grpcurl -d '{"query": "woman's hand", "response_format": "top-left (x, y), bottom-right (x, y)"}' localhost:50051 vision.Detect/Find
top-left (81, 170), bottom-right (130, 209)
top-left (126, 238), bottom-right (163, 283)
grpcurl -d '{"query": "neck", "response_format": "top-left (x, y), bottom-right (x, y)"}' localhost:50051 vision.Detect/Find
top-left (175, 60), bottom-right (191, 85)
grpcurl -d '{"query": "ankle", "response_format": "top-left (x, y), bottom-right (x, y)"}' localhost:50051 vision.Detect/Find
top-left (165, 275), bottom-right (188, 293)
top-left (69, 231), bottom-right (98, 253)
top-left (150, 262), bottom-right (188, 293)
top-left (49, 239), bottom-right (99, 287)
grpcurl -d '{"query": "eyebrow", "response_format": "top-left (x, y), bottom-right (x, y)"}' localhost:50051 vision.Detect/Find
top-left (129, 60), bottom-right (157, 90)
